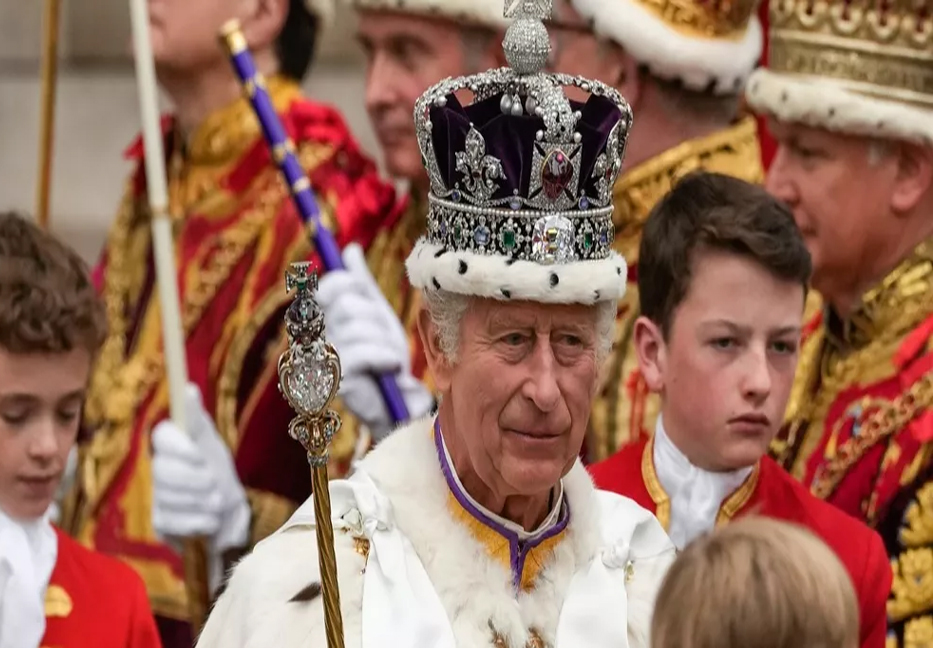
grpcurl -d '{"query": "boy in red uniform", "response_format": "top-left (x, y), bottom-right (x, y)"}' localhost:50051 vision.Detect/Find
top-left (0, 212), bottom-right (160, 648)
top-left (589, 172), bottom-right (890, 648)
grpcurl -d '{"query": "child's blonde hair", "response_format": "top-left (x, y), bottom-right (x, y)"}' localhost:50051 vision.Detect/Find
top-left (651, 516), bottom-right (859, 648)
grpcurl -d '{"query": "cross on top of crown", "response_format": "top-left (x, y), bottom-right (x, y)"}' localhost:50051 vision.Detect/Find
top-left (503, 0), bottom-right (554, 20)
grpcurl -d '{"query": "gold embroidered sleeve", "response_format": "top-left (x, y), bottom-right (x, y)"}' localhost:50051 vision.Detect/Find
top-left (889, 478), bottom-right (933, 647)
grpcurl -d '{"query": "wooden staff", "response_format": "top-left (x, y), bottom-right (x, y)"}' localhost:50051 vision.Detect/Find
top-left (35, 0), bottom-right (62, 229)
top-left (126, 0), bottom-right (209, 630)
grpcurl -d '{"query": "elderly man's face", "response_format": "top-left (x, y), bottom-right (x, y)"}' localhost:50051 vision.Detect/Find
top-left (432, 299), bottom-right (600, 498)
top-left (765, 120), bottom-right (900, 301)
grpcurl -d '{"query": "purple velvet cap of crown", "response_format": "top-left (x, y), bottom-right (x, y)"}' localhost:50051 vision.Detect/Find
top-left (429, 91), bottom-right (624, 207)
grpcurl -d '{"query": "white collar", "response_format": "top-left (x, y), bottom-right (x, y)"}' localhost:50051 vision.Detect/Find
top-left (0, 507), bottom-right (58, 648)
top-left (437, 425), bottom-right (565, 542)
top-left (652, 417), bottom-right (753, 549)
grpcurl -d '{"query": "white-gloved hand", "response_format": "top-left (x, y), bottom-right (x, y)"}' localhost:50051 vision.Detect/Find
top-left (316, 243), bottom-right (435, 441)
top-left (151, 384), bottom-right (251, 558)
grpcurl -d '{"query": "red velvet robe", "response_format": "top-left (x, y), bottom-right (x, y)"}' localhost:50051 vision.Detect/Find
top-left (61, 77), bottom-right (403, 646)
top-left (42, 528), bottom-right (161, 648)
top-left (591, 438), bottom-right (890, 648)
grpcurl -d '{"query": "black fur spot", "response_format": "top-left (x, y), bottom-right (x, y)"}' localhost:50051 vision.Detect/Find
top-left (616, 267), bottom-right (623, 275)
top-left (434, 247), bottom-right (448, 258)
top-left (505, 257), bottom-right (518, 266)
top-left (290, 582), bottom-right (322, 603)
top-left (550, 273), bottom-right (559, 287)
top-left (432, 278), bottom-right (441, 290)
top-left (458, 260), bottom-right (468, 275)
top-left (501, 288), bottom-right (512, 299)
top-left (593, 290), bottom-right (601, 302)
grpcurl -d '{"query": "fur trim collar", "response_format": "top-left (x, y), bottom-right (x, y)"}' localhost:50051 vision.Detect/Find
top-left (197, 418), bottom-right (671, 648)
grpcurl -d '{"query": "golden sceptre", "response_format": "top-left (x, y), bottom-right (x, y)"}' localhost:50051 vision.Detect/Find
top-left (277, 262), bottom-right (345, 648)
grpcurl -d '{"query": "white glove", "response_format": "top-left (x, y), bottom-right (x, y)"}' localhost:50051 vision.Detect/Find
top-left (316, 243), bottom-right (435, 441)
top-left (151, 384), bottom-right (251, 560)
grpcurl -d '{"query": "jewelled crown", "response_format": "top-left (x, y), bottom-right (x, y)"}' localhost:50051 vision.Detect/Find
top-left (746, 0), bottom-right (933, 145)
top-left (406, 0), bottom-right (632, 305)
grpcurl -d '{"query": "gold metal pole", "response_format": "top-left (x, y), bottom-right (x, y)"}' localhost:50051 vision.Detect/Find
top-left (35, 0), bottom-right (62, 229)
top-left (277, 262), bottom-right (345, 648)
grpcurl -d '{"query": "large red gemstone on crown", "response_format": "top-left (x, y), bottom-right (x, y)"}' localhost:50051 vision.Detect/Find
top-left (542, 149), bottom-right (573, 201)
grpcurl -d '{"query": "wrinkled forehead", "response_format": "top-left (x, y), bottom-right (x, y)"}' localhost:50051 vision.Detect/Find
top-left (470, 298), bottom-right (599, 332)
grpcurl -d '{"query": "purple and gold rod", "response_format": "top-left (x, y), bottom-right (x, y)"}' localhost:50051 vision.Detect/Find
top-left (219, 20), bottom-right (410, 425)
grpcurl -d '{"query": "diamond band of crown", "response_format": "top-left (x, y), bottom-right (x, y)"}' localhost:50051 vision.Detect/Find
top-left (413, 0), bottom-right (633, 267)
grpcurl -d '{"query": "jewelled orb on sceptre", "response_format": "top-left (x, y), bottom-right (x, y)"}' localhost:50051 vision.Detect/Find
top-left (277, 261), bottom-right (342, 467)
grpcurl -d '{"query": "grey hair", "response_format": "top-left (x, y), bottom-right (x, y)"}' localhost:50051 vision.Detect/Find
top-left (421, 289), bottom-right (617, 366)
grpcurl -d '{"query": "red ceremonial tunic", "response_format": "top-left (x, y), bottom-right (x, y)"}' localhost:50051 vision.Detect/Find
top-left (60, 76), bottom-right (402, 646)
top-left (42, 528), bottom-right (161, 648)
top-left (591, 438), bottom-right (891, 648)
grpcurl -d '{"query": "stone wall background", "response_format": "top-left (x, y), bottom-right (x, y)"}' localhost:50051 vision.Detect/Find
top-left (0, 0), bottom-right (375, 263)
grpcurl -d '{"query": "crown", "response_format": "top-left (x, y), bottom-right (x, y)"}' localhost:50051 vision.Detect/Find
top-left (413, 1), bottom-right (632, 273)
top-left (406, 0), bottom-right (632, 304)
top-left (768, 0), bottom-right (933, 108)
top-left (631, 0), bottom-right (760, 38)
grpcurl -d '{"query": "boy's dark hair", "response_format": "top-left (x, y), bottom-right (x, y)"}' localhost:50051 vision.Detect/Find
top-left (0, 212), bottom-right (107, 355)
top-left (276, 0), bottom-right (321, 82)
top-left (638, 172), bottom-right (811, 337)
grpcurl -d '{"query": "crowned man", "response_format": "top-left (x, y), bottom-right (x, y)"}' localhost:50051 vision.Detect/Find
top-left (745, 1), bottom-right (933, 644)
top-left (61, 1), bottom-right (402, 645)
top-left (196, 4), bottom-right (675, 647)
top-left (533, 0), bottom-right (769, 459)
top-left (309, 0), bottom-right (509, 448)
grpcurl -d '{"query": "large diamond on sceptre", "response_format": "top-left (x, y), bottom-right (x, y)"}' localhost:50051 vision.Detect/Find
top-left (276, 261), bottom-right (346, 648)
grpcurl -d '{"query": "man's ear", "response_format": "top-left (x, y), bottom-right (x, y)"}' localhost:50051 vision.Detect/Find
top-left (240, 0), bottom-right (289, 51)
top-left (633, 315), bottom-right (665, 392)
top-left (891, 141), bottom-right (933, 215)
top-left (417, 308), bottom-right (452, 392)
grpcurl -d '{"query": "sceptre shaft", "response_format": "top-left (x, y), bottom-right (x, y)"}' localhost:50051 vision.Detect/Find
top-left (127, 0), bottom-right (209, 629)
top-left (278, 262), bottom-right (345, 648)
top-left (217, 20), bottom-right (411, 425)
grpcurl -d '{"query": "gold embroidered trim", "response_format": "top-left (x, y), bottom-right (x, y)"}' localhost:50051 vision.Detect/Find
top-left (903, 615), bottom-right (933, 648)
top-left (246, 488), bottom-right (300, 547)
top-left (783, 241), bottom-right (933, 484)
top-left (44, 585), bottom-right (73, 618)
top-left (642, 437), bottom-right (671, 530)
top-left (901, 483), bottom-right (933, 550)
top-left (890, 549), bottom-right (933, 623)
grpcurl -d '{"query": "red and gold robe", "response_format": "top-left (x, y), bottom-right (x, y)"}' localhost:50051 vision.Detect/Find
top-left (591, 438), bottom-right (891, 648)
top-left (42, 528), bottom-right (161, 648)
top-left (585, 117), bottom-right (765, 462)
top-left (61, 76), bottom-right (400, 644)
top-left (774, 239), bottom-right (933, 647)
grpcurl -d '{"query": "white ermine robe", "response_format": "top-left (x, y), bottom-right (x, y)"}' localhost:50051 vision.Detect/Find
top-left (197, 417), bottom-right (676, 648)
